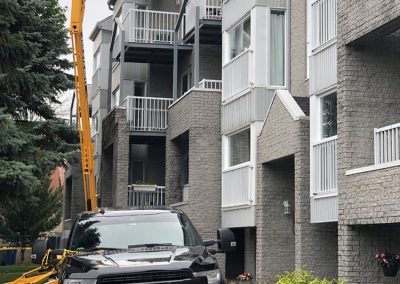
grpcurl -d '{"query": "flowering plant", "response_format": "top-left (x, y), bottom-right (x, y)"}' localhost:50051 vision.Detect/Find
top-left (237, 272), bottom-right (253, 281)
top-left (375, 251), bottom-right (400, 267)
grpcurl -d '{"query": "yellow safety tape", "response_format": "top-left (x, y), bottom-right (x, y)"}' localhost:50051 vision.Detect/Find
top-left (0, 247), bottom-right (32, 251)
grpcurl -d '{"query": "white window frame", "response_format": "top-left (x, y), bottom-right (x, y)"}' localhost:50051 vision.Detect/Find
top-left (94, 49), bottom-right (101, 72)
top-left (268, 8), bottom-right (288, 88)
top-left (223, 126), bottom-right (252, 170)
top-left (111, 86), bottom-right (120, 109)
top-left (226, 15), bottom-right (251, 62)
top-left (180, 68), bottom-right (193, 96)
top-left (311, 88), bottom-right (337, 144)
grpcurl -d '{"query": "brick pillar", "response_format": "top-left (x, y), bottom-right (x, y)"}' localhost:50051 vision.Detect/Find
top-left (112, 108), bottom-right (129, 208)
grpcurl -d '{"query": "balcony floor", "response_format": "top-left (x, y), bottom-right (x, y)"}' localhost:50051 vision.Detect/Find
top-left (122, 43), bottom-right (193, 65)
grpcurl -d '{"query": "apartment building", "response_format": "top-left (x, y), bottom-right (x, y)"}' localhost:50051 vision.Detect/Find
top-left (85, 0), bottom-right (225, 263)
top-left (62, 0), bottom-right (400, 282)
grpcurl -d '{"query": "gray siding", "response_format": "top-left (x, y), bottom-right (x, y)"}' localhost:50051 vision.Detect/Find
top-left (222, 88), bottom-right (274, 134)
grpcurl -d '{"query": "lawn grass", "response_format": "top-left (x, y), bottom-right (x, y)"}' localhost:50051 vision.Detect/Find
top-left (0, 263), bottom-right (39, 284)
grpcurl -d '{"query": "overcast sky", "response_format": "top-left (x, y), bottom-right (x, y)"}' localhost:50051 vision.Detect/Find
top-left (56, 0), bottom-right (112, 119)
top-left (58, 0), bottom-right (112, 83)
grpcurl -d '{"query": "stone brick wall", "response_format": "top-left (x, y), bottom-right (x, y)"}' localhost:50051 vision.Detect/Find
top-left (337, 0), bottom-right (400, 45)
top-left (337, 1), bottom-right (400, 282)
top-left (343, 167), bottom-right (400, 225)
top-left (100, 107), bottom-right (129, 208)
top-left (165, 89), bottom-right (224, 267)
top-left (64, 163), bottom-right (85, 221)
top-left (257, 97), bottom-right (338, 281)
top-left (339, 224), bottom-right (400, 284)
top-left (290, 0), bottom-right (308, 98)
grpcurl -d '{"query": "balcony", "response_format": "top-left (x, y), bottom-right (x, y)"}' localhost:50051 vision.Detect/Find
top-left (222, 49), bottom-right (252, 101)
top-left (312, 136), bottom-right (337, 194)
top-left (124, 96), bottom-right (173, 132)
top-left (184, 0), bottom-right (222, 44)
top-left (310, 136), bottom-right (338, 223)
top-left (127, 185), bottom-right (165, 207)
top-left (119, 9), bottom-right (192, 64)
top-left (374, 123), bottom-right (400, 165)
top-left (222, 163), bottom-right (253, 208)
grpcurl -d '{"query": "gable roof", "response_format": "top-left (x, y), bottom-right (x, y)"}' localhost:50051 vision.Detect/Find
top-left (258, 89), bottom-right (309, 137)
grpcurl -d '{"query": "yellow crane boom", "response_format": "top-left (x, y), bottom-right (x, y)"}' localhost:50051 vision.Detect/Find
top-left (70, 0), bottom-right (97, 212)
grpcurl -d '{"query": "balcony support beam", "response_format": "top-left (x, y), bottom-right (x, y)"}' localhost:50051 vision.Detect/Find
top-left (173, 31), bottom-right (178, 101)
top-left (194, 6), bottom-right (200, 88)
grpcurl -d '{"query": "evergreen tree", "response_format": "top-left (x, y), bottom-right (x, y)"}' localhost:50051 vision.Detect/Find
top-left (0, 0), bottom-right (79, 203)
top-left (0, 178), bottom-right (63, 252)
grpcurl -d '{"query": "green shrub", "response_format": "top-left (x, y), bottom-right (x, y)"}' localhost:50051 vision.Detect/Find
top-left (275, 269), bottom-right (344, 284)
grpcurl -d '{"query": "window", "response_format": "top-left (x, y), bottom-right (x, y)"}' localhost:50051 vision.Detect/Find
top-left (310, 0), bottom-right (336, 49)
top-left (229, 17), bottom-right (251, 60)
top-left (181, 70), bottom-right (193, 96)
top-left (111, 87), bottom-right (120, 108)
top-left (134, 82), bottom-right (146, 97)
top-left (92, 114), bottom-right (99, 132)
top-left (94, 50), bottom-right (100, 72)
top-left (270, 10), bottom-right (286, 86)
top-left (229, 128), bottom-right (250, 167)
top-left (320, 92), bottom-right (337, 138)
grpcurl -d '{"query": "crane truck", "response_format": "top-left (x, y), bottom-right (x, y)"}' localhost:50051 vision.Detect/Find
top-left (6, 1), bottom-right (235, 284)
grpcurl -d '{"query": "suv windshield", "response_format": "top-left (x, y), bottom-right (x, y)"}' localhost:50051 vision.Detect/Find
top-left (70, 212), bottom-right (202, 250)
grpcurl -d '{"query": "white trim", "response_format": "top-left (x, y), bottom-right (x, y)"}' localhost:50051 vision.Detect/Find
top-left (258, 89), bottom-right (308, 137)
top-left (223, 161), bottom-right (252, 173)
top-left (221, 204), bottom-right (254, 211)
top-left (277, 90), bottom-right (306, 120)
top-left (346, 160), bottom-right (400, 176)
top-left (310, 190), bottom-right (337, 199)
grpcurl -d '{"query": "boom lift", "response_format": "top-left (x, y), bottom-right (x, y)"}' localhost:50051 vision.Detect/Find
top-left (7, 0), bottom-right (97, 283)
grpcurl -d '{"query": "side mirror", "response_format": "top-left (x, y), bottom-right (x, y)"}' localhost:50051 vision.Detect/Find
top-left (217, 228), bottom-right (236, 253)
top-left (31, 239), bottom-right (48, 264)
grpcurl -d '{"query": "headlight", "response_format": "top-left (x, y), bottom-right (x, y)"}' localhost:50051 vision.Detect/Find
top-left (63, 279), bottom-right (97, 284)
top-left (194, 269), bottom-right (221, 284)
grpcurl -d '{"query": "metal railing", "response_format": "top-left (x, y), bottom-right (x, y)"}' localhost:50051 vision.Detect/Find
top-left (222, 49), bottom-right (252, 101)
top-left (374, 123), bottom-right (400, 164)
top-left (205, 0), bottom-right (222, 20)
top-left (124, 96), bottom-right (173, 132)
top-left (185, 0), bottom-right (222, 34)
top-left (310, 0), bottom-right (336, 49)
top-left (124, 9), bottom-right (180, 44)
top-left (128, 185), bottom-right (165, 207)
top-left (312, 136), bottom-right (337, 193)
top-left (198, 79), bottom-right (222, 91)
top-left (222, 164), bottom-right (252, 207)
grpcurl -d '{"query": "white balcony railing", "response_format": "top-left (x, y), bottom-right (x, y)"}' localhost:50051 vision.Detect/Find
top-left (312, 136), bottom-right (337, 193)
top-left (222, 50), bottom-right (252, 101)
top-left (222, 164), bottom-right (252, 208)
top-left (198, 79), bottom-right (222, 91)
top-left (374, 123), bottom-right (400, 164)
top-left (123, 9), bottom-right (180, 44)
top-left (310, 0), bottom-right (337, 50)
top-left (128, 185), bottom-right (165, 207)
top-left (185, 0), bottom-right (222, 34)
top-left (124, 96), bottom-right (173, 132)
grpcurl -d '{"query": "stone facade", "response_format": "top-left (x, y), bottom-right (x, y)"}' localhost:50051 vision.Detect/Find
top-left (165, 89), bottom-right (224, 268)
top-left (64, 162), bottom-right (85, 222)
top-left (337, 1), bottom-right (400, 282)
top-left (100, 107), bottom-right (129, 208)
top-left (256, 96), bottom-right (338, 282)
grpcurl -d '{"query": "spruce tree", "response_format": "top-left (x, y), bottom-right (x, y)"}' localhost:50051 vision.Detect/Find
top-left (0, 0), bottom-right (79, 203)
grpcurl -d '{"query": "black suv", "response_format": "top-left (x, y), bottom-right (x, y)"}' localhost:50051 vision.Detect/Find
top-left (43, 208), bottom-right (235, 284)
